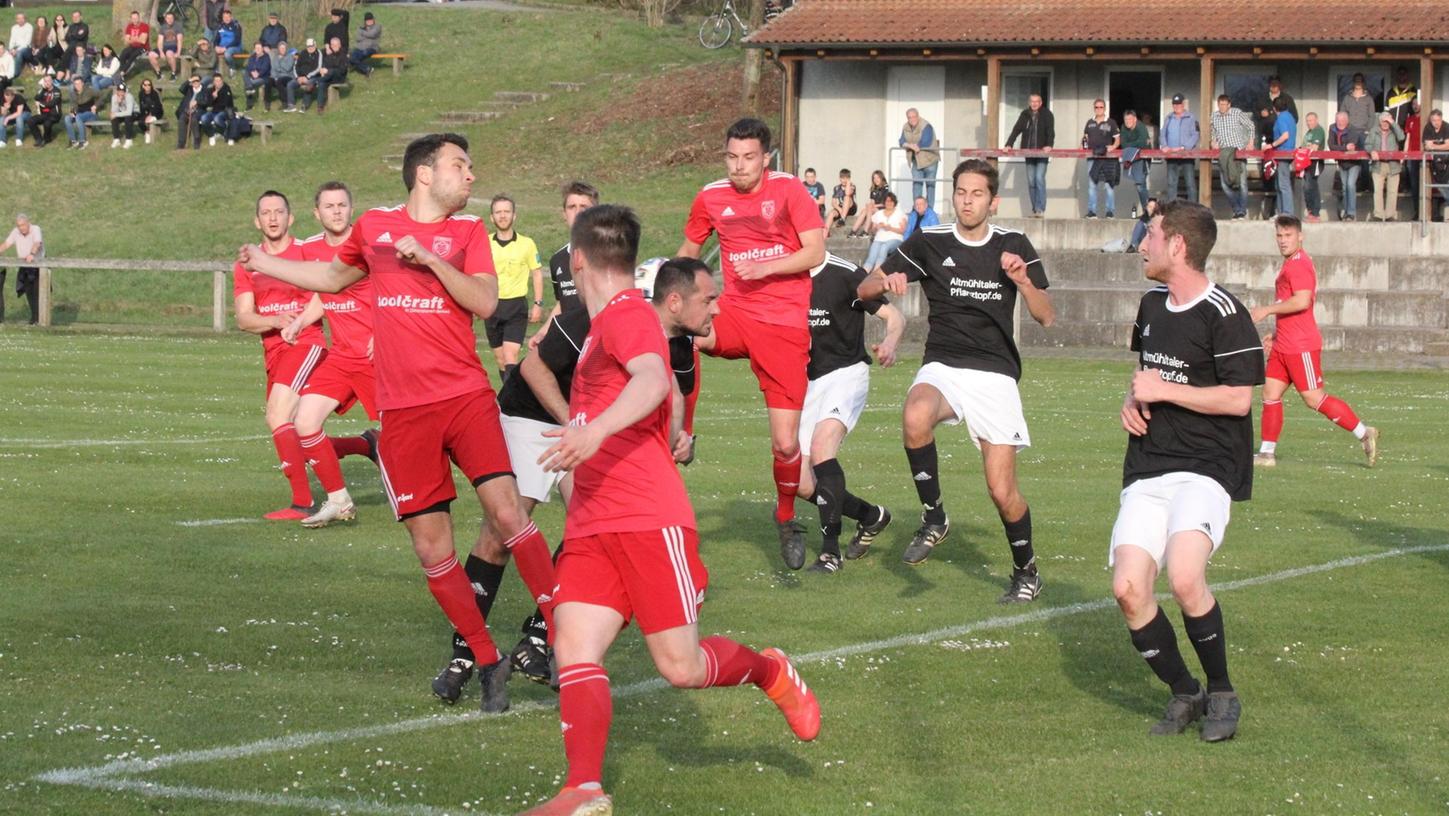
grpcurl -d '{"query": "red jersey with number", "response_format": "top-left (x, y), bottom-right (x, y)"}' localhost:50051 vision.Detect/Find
top-left (124, 23), bottom-right (150, 47)
top-left (335, 205), bottom-right (495, 410)
top-left (565, 289), bottom-right (695, 538)
top-left (1273, 250), bottom-right (1322, 353)
top-left (233, 238), bottom-right (324, 355)
top-left (684, 170), bottom-right (823, 329)
top-left (299, 232), bottom-right (374, 361)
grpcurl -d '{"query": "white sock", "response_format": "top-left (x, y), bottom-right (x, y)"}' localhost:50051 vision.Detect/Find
top-left (1352, 423), bottom-right (1367, 440)
top-left (1259, 442), bottom-right (1276, 454)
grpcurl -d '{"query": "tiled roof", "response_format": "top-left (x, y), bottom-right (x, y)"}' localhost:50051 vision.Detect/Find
top-left (750, 0), bottom-right (1449, 48)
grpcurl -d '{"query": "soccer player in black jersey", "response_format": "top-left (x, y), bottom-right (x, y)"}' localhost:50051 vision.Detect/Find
top-left (858, 159), bottom-right (1055, 604)
top-left (431, 255), bottom-right (715, 696)
top-left (797, 253), bottom-right (906, 573)
top-left (546, 181), bottom-right (598, 319)
top-left (1113, 200), bottom-right (1263, 742)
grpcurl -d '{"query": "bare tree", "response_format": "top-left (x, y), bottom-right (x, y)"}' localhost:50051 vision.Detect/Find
top-left (624, 0), bottom-right (685, 29)
top-left (741, 0), bottom-right (764, 111)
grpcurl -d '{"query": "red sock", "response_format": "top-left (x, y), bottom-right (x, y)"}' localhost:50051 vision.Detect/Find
top-left (299, 430), bottom-right (346, 493)
top-left (557, 663), bottom-right (611, 788)
top-left (697, 635), bottom-right (780, 689)
top-left (504, 521), bottom-right (558, 635)
top-left (331, 435), bottom-right (371, 459)
top-left (1261, 399), bottom-right (1284, 444)
top-left (271, 423), bottom-right (313, 507)
top-left (424, 556), bottom-right (498, 663)
top-left (772, 451), bottom-right (801, 524)
top-left (1316, 395), bottom-right (1361, 432)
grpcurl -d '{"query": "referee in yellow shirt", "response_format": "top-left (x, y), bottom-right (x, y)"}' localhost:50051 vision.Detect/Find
top-left (486, 194), bottom-right (545, 382)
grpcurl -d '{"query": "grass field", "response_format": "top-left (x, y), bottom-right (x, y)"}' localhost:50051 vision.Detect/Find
top-left (2, 328), bottom-right (1447, 815)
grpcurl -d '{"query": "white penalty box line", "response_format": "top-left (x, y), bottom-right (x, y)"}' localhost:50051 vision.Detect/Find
top-left (35, 543), bottom-right (1449, 816)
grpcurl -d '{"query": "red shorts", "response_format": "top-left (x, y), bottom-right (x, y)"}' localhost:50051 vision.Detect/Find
top-left (555, 526), bottom-right (708, 635)
top-left (301, 353), bottom-right (379, 420)
top-left (264, 342), bottom-right (327, 397)
top-left (706, 306), bottom-right (809, 410)
top-left (1266, 347), bottom-right (1324, 391)
top-left (376, 388), bottom-right (513, 519)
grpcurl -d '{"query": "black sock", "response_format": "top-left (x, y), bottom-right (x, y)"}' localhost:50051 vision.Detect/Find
top-left (1003, 508), bottom-right (1035, 571)
top-left (812, 458), bottom-right (845, 557)
top-left (451, 555), bottom-right (506, 662)
top-left (841, 491), bottom-right (875, 524)
top-left (1183, 602), bottom-right (1232, 693)
top-left (905, 442), bottom-right (945, 524)
top-left (1129, 607), bottom-right (1200, 697)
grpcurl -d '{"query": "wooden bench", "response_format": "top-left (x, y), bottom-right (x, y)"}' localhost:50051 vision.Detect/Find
top-left (82, 118), bottom-right (171, 143)
top-left (326, 81), bottom-right (351, 107)
top-left (252, 119), bottom-right (276, 145)
top-left (369, 52), bottom-right (408, 77)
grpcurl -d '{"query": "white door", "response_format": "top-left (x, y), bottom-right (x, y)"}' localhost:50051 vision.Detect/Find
top-left (886, 65), bottom-right (947, 210)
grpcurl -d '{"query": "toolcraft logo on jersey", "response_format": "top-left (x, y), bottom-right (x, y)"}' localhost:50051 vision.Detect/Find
top-left (323, 300), bottom-right (360, 312)
top-left (256, 301), bottom-right (302, 315)
top-left (727, 245), bottom-right (786, 264)
top-left (376, 294), bottom-right (447, 314)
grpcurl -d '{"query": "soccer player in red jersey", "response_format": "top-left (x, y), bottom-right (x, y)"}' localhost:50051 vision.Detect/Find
top-left (238, 134), bottom-right (559, 713)
top-left (234, 190), bottom-right (328, 521)
top-left (519, 206), bottom-right (819, 816)
top-left (677, 118), bottom-right (826, 570)
top-left (1250, 215), bottom-right (1379, 468)
top-left (292, 180), bottom-right (381, 528)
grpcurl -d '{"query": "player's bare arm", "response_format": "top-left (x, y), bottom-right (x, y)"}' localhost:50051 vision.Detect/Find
top-left (1249, 289), bottom-right (1312, 323)
top-left (239, 246), bottom-right (364, 294)
top-left (538, 352), bottom-right (671, 473)
top-left (233, 292), bottom-right (290, 335)
top-left (1121, 368), bottom-right (1151, 436)
top-left (1132, 368), bottom-right (1253, 416)
top-left (872, 303), bottom-right (906, 368)
top-left (734, 228), bottom-right (826, 281)
top-left (669, 379), bottom-right (694, 464)
top-left (676, 237), bottom-right (705, 259)
top-left (518, 347), bottom-right (570, 425)
top-left (394, 234), bottom-right (500, 319)
top-left (1002, 252), bottom-right (1055, 327)
top-left (529, 264), bottom-right (545, 323)
top-left (281, 295), bottom-right (325, 344)
top-left (857, 268), bottom-right (908, 300)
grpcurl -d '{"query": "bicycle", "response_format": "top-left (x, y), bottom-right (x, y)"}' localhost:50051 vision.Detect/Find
top-left (698, 0), bottom-right (786, 50)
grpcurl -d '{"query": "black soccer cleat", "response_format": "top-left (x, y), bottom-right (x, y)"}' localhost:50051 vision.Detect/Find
top-left (1149, 686), bottom-right (1206, 735)
top-left (1200, 691), bottom-right (1242, 742)
top-left (361, 428), bottom-right (380, 464)
top-left (478, 656), bottom-right (512, 714)
top-left (998, 565), bottom-right (1042, 604)
top-left (777, 519), bottom-right (807, 570)
top-left (844, 506), bottom-right (891, 560)
top-left (901, 516), bottom-right (949, 565)
top-left (805, 552), bottom-right (843, 574)
top-left (510, 631), bottom-right (552, 686)
top-left (431, 658), bottom-right (474, 705)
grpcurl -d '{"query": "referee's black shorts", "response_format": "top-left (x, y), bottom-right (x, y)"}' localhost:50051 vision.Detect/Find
top-left (484, 296), bottom-right (528, 348)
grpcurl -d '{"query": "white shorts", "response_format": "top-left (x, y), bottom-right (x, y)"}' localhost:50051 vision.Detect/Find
top-left (798, 362), bottom-right (870, 456)
top-left (500, 412), bottom-right (565, 504)
top-left (911, 362), bottom-right (1030, 450)
top-left (1109, 472), bottom-right (1232, 568)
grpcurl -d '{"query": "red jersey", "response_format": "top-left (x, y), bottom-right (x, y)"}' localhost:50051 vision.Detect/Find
top-left (124, 22), bottom-right (150, 47)
top-left (299, 232), bottom-right (374, 361)
top-left (335, 205), bottom-right (495, 411)
top-left (1273, 250), bottom-right (1322, 354)
top-left (233, 238), bottom-right (324, 355)
top-left (684, 170), bottom-right (824, 328)
top-left (565, 290), bottom-right (695, 538)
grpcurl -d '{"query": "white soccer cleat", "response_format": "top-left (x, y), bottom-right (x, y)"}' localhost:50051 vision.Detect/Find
top-left (301, 499), bottom-right (356, 528)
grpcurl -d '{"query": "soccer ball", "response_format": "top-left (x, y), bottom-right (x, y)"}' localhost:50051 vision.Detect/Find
top-left (634, 257), bottom-right (668, 299)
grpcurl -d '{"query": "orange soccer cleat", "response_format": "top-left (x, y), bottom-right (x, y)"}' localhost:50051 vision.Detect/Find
top-left (760, 648), bottom-right (821, 741)
top-left (263, 504), bottom-right (312, 521)
top-left (516, 786), bottom-right (612, 816)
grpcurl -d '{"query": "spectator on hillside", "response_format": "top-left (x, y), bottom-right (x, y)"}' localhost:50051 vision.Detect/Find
top-left (119, 11), bottom-right (150, 76)
top-left (0, 86), bottom-right (28, 147)
top-left (200, 71), bottom-right (234, 146)
top-left (202, 0), bottom-right (226, 44)
top-left (8, 13), bottom-right (32, 79)
top-left (315, 36), bottom-right (347, 115)
top-left (1367, 112), bottom-right (1406, 221)
top-left (64, 11), bottom-right (88, 55)
top-left (27, 17), bottom-right (51, 75)
top-left (1005, 93), bottom-right (1055, 216)
top-left (213, 10), bottom-right (244, 77)
top-left (152, 11), bottom-right (184, 81)
top-left (50, 15), bottom-right (69, 65)
top-left (1386, 65), bottom-right (1416, 129)
top-left (63, 75), bottom-right (100, 148)
top-left (1266, 76), bottom-right (1298, 124)
top-left (324, 9), bottom-right (350, 51)
top-left (243, 42), bottom-right (270, 110)
top-left (175, 73), bottom-right (205, 149)
top-left (287, 38), bottom-right (321, 113)
top-left (1082, 98), bottom-right (1120, 218)
top-left (26, 74), bottom-right (60, 146)
top-left (1119, 108), bottom-right (1152, 212)
top-left (136, 77), bottom-right (163, 143)
top-left (1210, 94), bottom-right (1253, 220)
top-left (904, 195), bottom-right (938, 237)
top-left (0, 213), bottom-right (44, 325)
top-left (1423, 108), bottom-right (1449, 222)
top-left (849, 169), bottom-right (888, 237)
top-left (1300, 111), bottom-right (1327, 221)
top-left (1328, 110), bottom-right (1366, 221)
top-left (107, 81), bottom-right (136, 148)
top-left (1162, 93), bottom-right (1199, 201)
top-left (0, 46), bottom-right (12, 91)
top-left (91, 45), bottom-right (121, 91)
top-left (349, 12), bottom-right (382, 76)
top-left (191, 39), bottom-right (219, 81)
top-left (828, 168), bottom-right (857, 229)
top-left (801, 167), bottom-right (826, 218)
top-left (260, 12), bottom-right (287, 55)
top-left (899, 107), bottom-right (940, 204)
top-left (1340, 72), bottom-right (1375, 134)
top-left (271, 40), bottom-right (297, 112)
top-left (1268, 96), bottom-right (1297, 216)
top-left (62, 43), bottom-right (90, 86)
top-left (862, 191), bottom-right (906, 270)
top-left (37, 18), bottom-right (65, 73)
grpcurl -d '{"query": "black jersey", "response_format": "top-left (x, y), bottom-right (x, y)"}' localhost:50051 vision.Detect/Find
top-left (880, 223), bottom-right (1048, 381)
top-left (808, 253), bottom-right (887, 381)
top-left (548, 243), bottom-right (583, 315)
top-left (497, 306), bottom-right (698, 425)
top-left (1123, 284), bottom-right (1265, 502)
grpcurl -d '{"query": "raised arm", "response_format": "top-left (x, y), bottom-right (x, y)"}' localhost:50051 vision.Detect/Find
top-left (393, 234), bottom-right (499, 320)
top-left (240, 245), bottom-right (363, 294)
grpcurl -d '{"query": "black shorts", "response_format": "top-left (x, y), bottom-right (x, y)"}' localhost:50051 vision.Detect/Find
top-left (484, 296), bottom-right (528, 348)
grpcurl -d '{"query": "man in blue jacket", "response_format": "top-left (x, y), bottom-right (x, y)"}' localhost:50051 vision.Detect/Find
top-left (1162, 93), bottom-right (1200, 202)
top-left (212, 9), bottom-right (244, 78)
top-left (904, 196), bottom-right (939, 237)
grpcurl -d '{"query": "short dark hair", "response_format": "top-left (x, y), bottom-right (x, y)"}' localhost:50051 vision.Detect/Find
top-left (804, 167), bottom-right (816, 174)
top-left (951, 158), bottom-right (999, 197)
top-left (883, 192), bottom-right (899, 205)
top-left (725, 117), bottom-right (772, 152)
top-left (570, 205), bottom-right (640, 276)
top-left (839, 169), bottom-right (851, 177)
top-left (257, 189), bottom-right (290, 214)
top-left (561, 180), bottom-right (599, 205)
top-left (490, 193), bottom-right (515, 210)
top-left (1217, 94), bottom-right (1231, 104)
top-left (314, 180), bottom-right (351, 206)
top-left (651, 257), bottom-right (711, 304)
top-left (402, 133), bottom-right (469, 192)
top-left (1158, 200), bottom-right (1217, 273)
top-left (1123, 108), bottom-right (1137, 118)
top-left (1273, 214), bottom-right (1303, 232)
top-left (1268, 75), bottom-right (1282, 86)
top-left (1273, 95), bottom-right (1290, 112)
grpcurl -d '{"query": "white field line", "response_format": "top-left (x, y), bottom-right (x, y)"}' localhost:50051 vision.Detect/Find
top-left (35, 543), bottom-right (1449, 815)
top-left (174, 518), bottom-right (265, 528)
top-left (0, 434), bottom-right (269, 449)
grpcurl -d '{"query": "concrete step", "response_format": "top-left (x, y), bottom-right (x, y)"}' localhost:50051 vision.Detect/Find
top-left (436, 110), bottom-right (505, 123)
top-left (494, 90), bottom-right (549, 103)
top-left (1044, 282), bottom-right (1446, 329)
top-left (1021, 320), bottom-right (1449, 355)
top-left (1041, 251), bottom-right (1449, 292)
top-left (549, 81), bottom-right (585, 91)
top-left (991, 217), bottom-right (1449, 257)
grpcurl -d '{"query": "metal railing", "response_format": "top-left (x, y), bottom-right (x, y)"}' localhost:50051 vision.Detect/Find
top-left (22, 258), bottom-right (232, 332)
top-left (886, 145), bottom-right (956, 213)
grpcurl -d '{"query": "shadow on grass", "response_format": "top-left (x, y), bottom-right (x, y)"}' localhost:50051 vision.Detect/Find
top-left (616, 693), bottom-right (814, 784)
top-left (1044, 602), bottom-right (1167, 720)
top-left (1315, 508), bottom-right (1449, 571)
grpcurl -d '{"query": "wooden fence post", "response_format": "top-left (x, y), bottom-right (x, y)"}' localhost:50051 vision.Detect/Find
top-left (38, 267), bottom-right (52, 327)
top-left (213, 269), bottom-right (227, 333)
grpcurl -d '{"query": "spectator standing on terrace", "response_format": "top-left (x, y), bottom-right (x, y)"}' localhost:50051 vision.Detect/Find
top-left (1300, 112), bottom-right (1327, 221)
top-left (1082, 98), bottom-right (1120, 219)
top-left (176, 73), bottom-right (205, 149)
top-left (136, 77), bottom-right (163, 144)
top-left (349, 12), bottom-right (381, 76)
top-left (119, 11), bottom-right (150, 76)
top-left (1120, 109), bottom-right (1152, 212)
top-left (1210, 94), bottom-right (1253, 220)
top-left (107, 81), bottom-right (136, 148)
top-left (152, 11), bottom-right (184, 80)
top-left (62, 75), bottom-right (99, 148)
top-left (1366, 112), bottom-right (1406, 221)
top-left (260, 12), bottom-right (287, 55)
top-left (1328, 110), bottom-right (1366, 221)
top-left (8, 13), bottom-right (32, 80)
top-left (243, 42), bottom-right (271, 111)
top-left (1162, 93), bottom-right (1199, 202)
top-left (1268, 96), bottom-right (1297, 216)
top-left (1005, 93), bottom-right (1054, 216)
top-left (1266, 77), bottom-right (1297, 124)
top-left (1386, 66), bottom-right (1416, 129)
top-left (213, 9), bottom-right (244, 77)
top-left (801, 168), bottom-right (827, 218)
top-left (899, 107), bottom-right (940, 205)
top-left (324, 9), bottom-right (350, 51)
top-left (1424, 108), bottom-right (1449, 222)
top-left (1402, 100), bottom-right (1422, 220)
top-left (0, 213), bottom-right (43, 325)
top-left (1340, 73), bottom-right (1375, 135)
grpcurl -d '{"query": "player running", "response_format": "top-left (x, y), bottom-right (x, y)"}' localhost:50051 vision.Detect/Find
top-left (796, 252), bottom-right (905, 573)
top-left (519, 206), bottom-right (819, 816)
top-left (239, 134), bottom-right (559, 714)
top-left (1114, 200), bottom-right (1262, 742)
top-left (233, 190), bottom-right (328, 521)
top-left (678, 118), bottom-right (826, 571)
top-left (858, 159), bottom-right (1055, 604)
top-left (292, 180), bottom-right (381, 528)
top-left (1249, 215), bottom-right (1379, 468)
